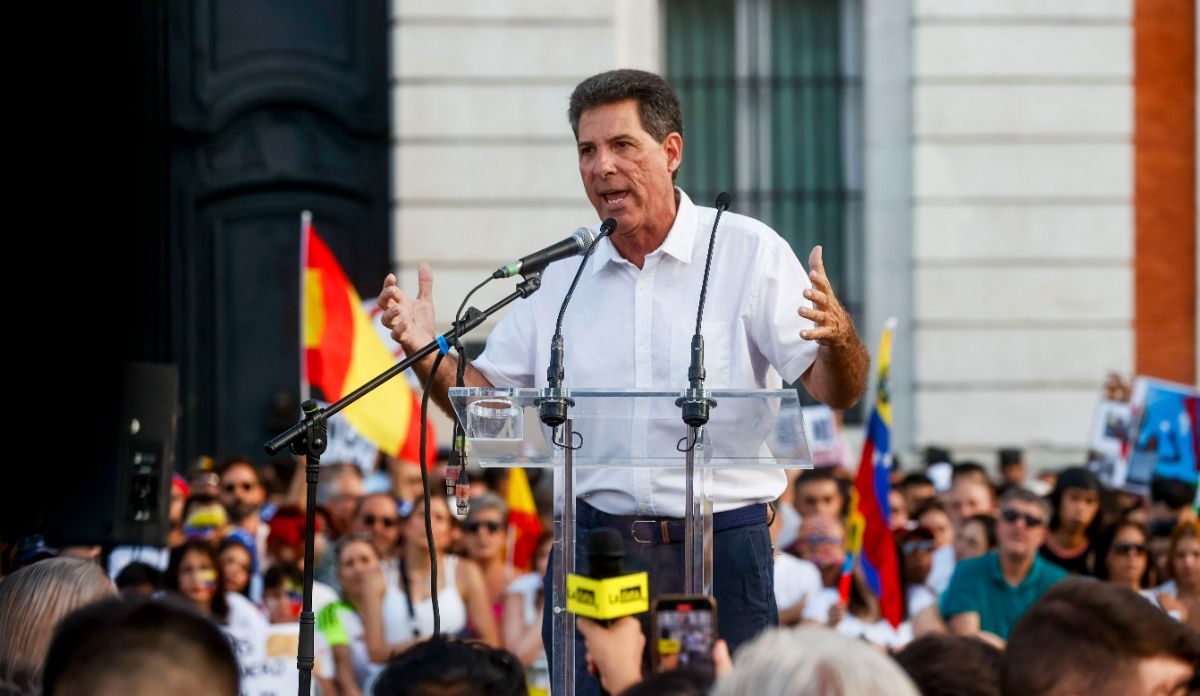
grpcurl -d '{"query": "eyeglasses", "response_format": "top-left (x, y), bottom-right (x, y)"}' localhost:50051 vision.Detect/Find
top-left (799, 535), bottom-right (842, 546)
top-left (362, 514), bottom-right (398, 528)
top-left (1111, 542), bottom-right (1148, 556)
top-left (903, 540), bottom-right (935, 554)
top-left (223, 482), bottom-right (256, 493)
top-left (463, 520), bottom-right (503, 534)
top-left (999, 508), bottom-right (1044, 528)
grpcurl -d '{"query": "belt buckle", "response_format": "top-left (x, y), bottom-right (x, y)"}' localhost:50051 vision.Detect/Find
top-left (630, 520), bottom-right (657, 544)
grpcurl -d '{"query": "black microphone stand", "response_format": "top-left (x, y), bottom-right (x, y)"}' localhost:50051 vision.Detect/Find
top-left (675, 192), bottom-right (730, 593)
top-left (265, 272), bottom-right (542, 696)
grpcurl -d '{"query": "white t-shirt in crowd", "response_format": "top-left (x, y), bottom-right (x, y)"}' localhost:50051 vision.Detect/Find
top-left (225, 592), bottom-right (270, 634)
top-left (774, 553), bottom-right (822, 612)
top-left (906, 583), bottom-right (937, 617)
top-left (927, 545), bottom-right (956, 595)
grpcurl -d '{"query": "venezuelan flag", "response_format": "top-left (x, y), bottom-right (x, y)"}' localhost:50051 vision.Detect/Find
top-left (847, 320), bottom-right (903, 627)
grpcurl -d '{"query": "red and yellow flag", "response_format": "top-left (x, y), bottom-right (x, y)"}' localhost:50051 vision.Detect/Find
top-left (303, 218), bottom-right (435, 466)
top-left (506, 467), bottom-right (542, 571)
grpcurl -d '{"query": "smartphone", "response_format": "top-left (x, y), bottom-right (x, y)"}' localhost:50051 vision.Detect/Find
top-left (650, 594), bottom-right (717, 673)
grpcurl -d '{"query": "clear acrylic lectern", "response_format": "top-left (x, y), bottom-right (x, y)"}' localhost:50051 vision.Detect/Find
top-left (450, 387), bottom-right (811, 695)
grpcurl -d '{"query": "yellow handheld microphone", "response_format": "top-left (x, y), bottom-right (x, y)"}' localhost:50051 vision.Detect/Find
top-left (566, 527), bottom-right (649, 621)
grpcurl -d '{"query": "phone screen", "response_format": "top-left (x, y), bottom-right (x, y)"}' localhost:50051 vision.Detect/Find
top-left (652, 596), bottom-right (716, 673)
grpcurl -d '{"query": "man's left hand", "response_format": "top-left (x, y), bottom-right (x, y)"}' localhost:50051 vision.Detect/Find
top-left (798, 245), bottom-right (854, 349)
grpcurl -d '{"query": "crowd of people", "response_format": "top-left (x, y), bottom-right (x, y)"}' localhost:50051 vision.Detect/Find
top-left (1, 440), bottom-right (1197, 695)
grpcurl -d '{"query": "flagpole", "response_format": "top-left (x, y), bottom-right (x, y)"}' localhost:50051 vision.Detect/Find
top-left (299, 211), bottom-right (312, 403)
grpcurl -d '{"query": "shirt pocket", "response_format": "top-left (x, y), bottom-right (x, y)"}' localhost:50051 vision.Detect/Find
top-left (671, 319), bottom-right (738, 390)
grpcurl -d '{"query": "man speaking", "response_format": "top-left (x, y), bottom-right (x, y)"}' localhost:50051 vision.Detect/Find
top-left (378, 69), bottom-right (869, 687)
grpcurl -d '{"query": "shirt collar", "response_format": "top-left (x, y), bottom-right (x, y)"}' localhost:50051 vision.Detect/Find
top-left (590, 188), bottom-right (697, 274)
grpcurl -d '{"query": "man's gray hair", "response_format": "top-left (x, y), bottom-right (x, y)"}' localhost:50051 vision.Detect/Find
top-left (710, 627), bottom-right (921, 696)
top-left (999, 487), bottom-right (1052, 521)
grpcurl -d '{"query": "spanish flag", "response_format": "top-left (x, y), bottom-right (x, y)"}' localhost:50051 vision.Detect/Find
top-left (302, 213), bottom-right (435, 466)
top-left (506, 467), bottom-right (542, 571)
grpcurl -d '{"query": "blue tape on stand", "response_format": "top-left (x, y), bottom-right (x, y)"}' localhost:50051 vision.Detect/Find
top-left (436, 336), bottom-right (450, 355)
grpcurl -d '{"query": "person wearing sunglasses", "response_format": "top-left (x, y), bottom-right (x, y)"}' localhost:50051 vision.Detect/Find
top-left (1094, 519), bottom-right (1153, 595)
top-left (899, 526), bottom-right (939, 618)
top-left (217, 457), bottom-right (269, 569)
top-left (940, 488), bottom-right (1067, 646)
top-left (462, 492), bottom-right (515, 620)
top-left (351, 493), bottom-right (405, 590)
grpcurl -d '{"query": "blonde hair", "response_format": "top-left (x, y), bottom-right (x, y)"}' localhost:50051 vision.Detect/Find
top-left (0, 558), bottom-right (116, 695)
top-left (711, 627), bottom-right (921, 696)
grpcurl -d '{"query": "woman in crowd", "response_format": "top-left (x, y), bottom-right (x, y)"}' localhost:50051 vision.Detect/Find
top-left (503, 531), bottom-right (553, 673)
top-left (1147, 518), bottom-right (1200, 629)
top-left (0, 557), bottom-right (116, 695)
top-left (217, 535), bottom-right (255, 599)
top-left (796, 517), bottom-right (910, 649)
top-left (461, 491), bottom-right (515, 621)
top-left (164, 539), bottom-right (265, 633)
top-left (898, 526), bottom-right (938, 616)
top-left (316, 535), bottom-right (396, 695)
top-left (1093, 519), bottom-right (1151, 593)
top-left (360, 493), bottom-right (500, 662)
top-left (954, 513), bottom-right (997, 562)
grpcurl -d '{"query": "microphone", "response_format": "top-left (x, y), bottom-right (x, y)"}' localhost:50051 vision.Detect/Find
top-left (566, 527), bottom-right (648, 621)
top-left (493, 227), bottom-right (599, 279)
top-left (677, 193), bottom-right (731, 427)
top-left (538, 218), bottom-right (617, 427)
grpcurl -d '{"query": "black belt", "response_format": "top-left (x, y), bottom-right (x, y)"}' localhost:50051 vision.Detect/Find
top-left (580, 501), bottom-right (768, 545)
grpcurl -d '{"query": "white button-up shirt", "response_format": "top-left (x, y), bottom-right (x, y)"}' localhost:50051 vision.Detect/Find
top-left (473, 189), bottom-right (818, 516)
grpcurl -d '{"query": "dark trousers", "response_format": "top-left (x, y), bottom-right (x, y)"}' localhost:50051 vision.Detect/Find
top-left (541, 500), bottom-right (778, 695)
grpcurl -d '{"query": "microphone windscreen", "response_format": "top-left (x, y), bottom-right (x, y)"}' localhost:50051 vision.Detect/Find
top-left (600, 217), bottom-right (618, 236)
top-left (715, 192), bottom-right (731, 210)
top-left (586, 527), bottom-right (625, 579)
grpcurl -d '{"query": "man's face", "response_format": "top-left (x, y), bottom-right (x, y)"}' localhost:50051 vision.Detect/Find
top-left (949, 480), bottom-right (994, 529)
top-left (1058, 487), bottom-right (1100, 531)
top-left (794, 479), bottom-right (842, 521)
top-left (577, 99), bottom-right (682, 240)
top-left (220, 464), bottom-right (264, 522)
top-left (997, 500), bottom-right (1048, 559)
top-left (903, 483), bottom-right (935, 516)
top-left (352, 495), bottom-right (401, 557)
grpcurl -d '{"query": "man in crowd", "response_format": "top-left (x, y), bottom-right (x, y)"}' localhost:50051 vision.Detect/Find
top-left (217, 458), bottom-right (270, 566)
top-left (791, 468), bottom-right (846, 525)
top-left (898, 472), bottom-right (936, 518)
top-left (378, 68), bottom-right (869, 691)
top-left (43, 598), bottom-right (240, 696)
top-left (1003, 578), bottom-right (1199, 696)
top-left (947, 474), bottom-right (996, 532)
top-left (996, 447), bottom-right (1026, 493)
top-left (940, 488), bottom-right (1067, 644)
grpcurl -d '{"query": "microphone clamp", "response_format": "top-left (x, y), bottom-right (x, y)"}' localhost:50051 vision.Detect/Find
top-left (537, 387), bottom-right (575, 428)
top-left (675, 388), bottom-right (717, 428)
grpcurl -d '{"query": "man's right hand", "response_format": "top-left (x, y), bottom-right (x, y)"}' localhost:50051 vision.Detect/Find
top-left (377, 263), bottom-right (436, 353)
